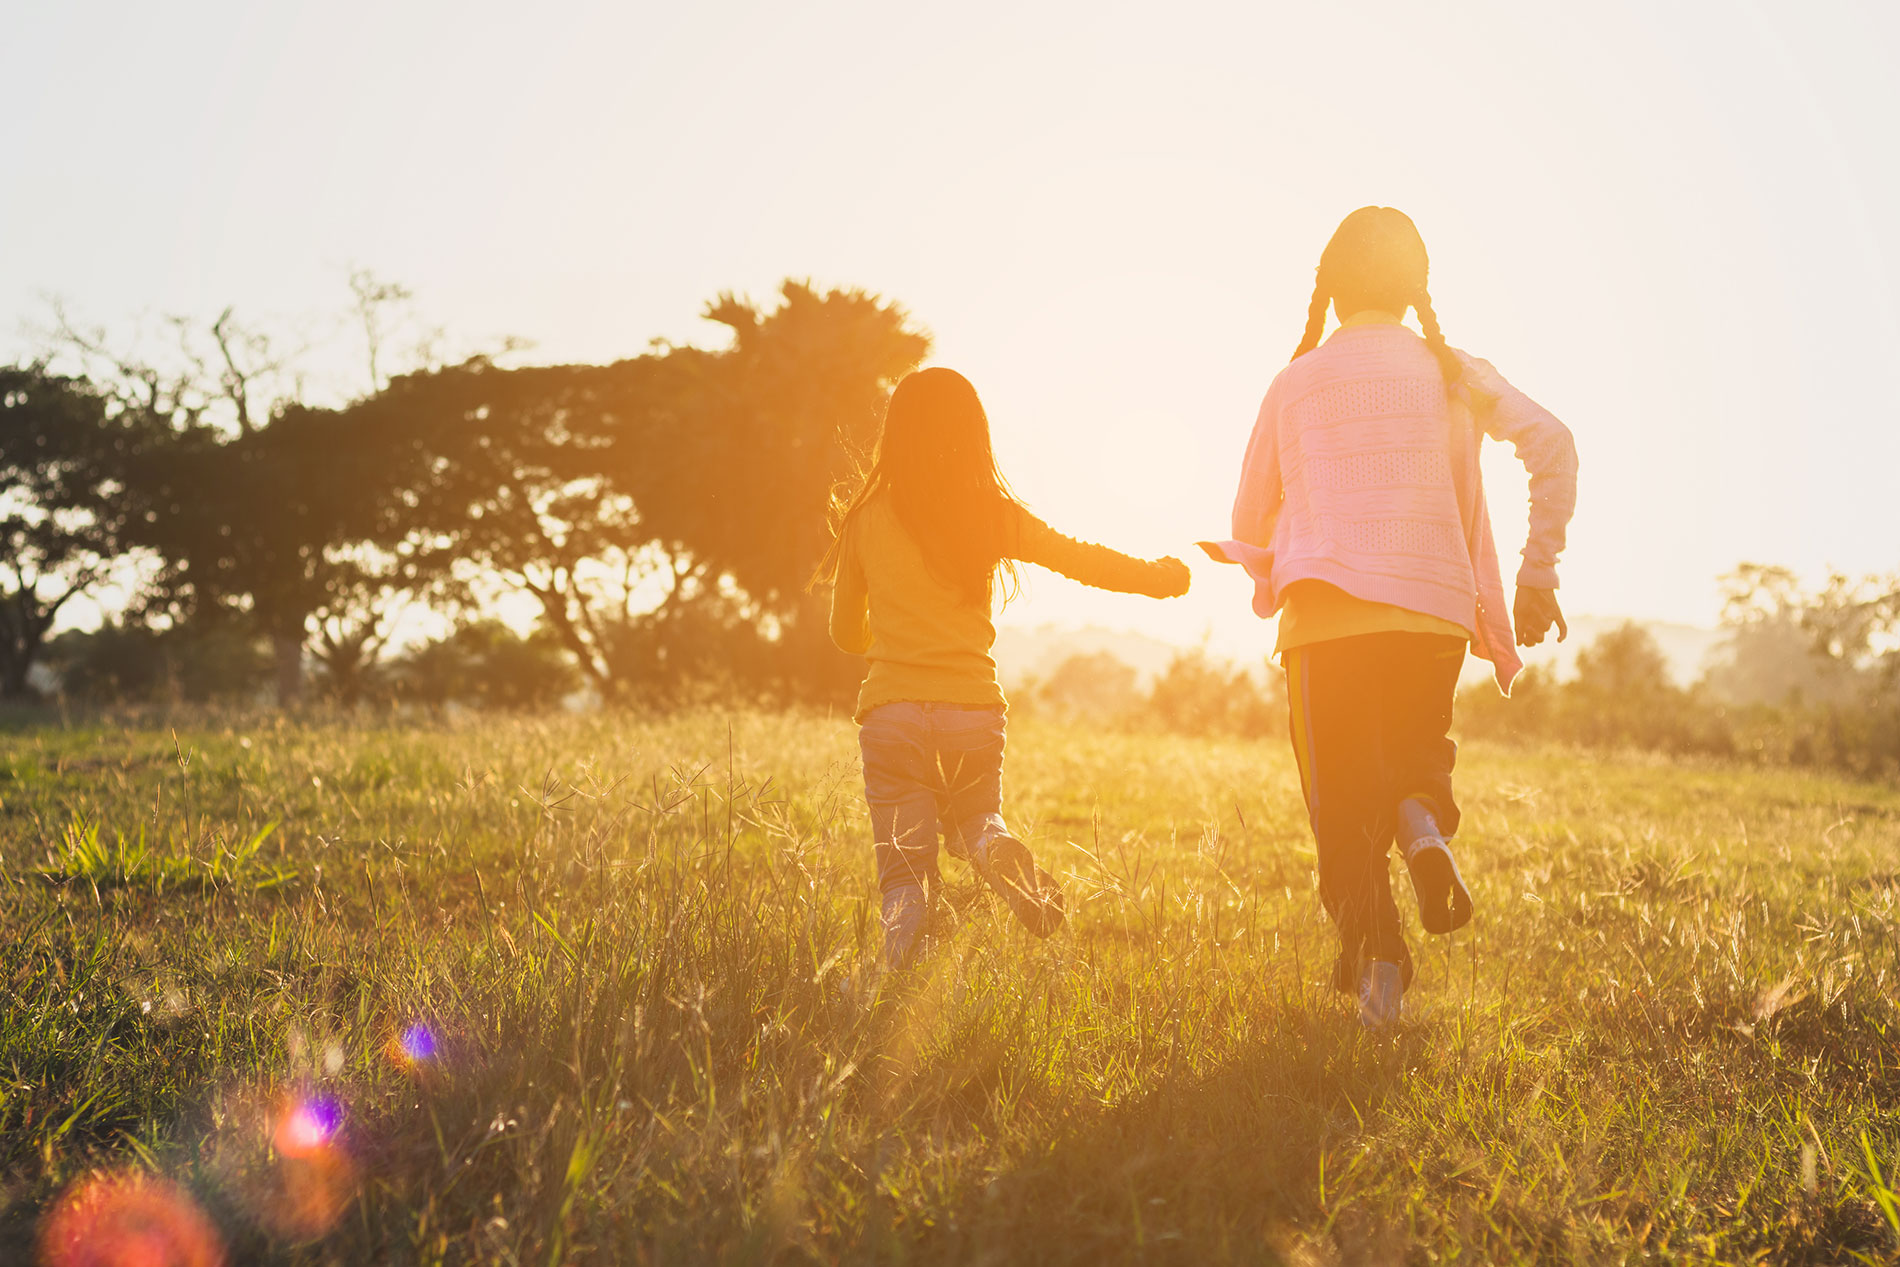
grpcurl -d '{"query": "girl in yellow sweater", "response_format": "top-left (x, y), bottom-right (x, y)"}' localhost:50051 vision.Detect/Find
top-left (814, 368), bottom-right (1190, 968)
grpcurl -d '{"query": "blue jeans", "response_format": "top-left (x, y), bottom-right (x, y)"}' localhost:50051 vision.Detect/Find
top-left (858, 702), bottom-right (1010, 896)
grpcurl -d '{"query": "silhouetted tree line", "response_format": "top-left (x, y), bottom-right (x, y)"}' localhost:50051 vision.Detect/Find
top-left (1028, 564), bottom-right (1900, 775)
top-left (1459, 565), bottom-right (1900, 775)
top-left (1, 281), bottom-right (927, 709)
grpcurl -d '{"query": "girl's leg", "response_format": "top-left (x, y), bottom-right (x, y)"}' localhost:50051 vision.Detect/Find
top-left (931, 705), bottom-right (1064, 937)
top-left (859, 703), bottom-right (942, 968)
top-left (1382, 634), bottom-right (1471, 934)
top-left (929, 705), bottom-right (1011, 862)
top-left (1285, 640), bottom-right (1413, 992)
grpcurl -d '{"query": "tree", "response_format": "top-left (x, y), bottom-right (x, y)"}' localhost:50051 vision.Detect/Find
top-left (656, 283), bottom-right (929, 698)
top-left (1566, 622), bottom-right (1672, 748)
top-left (44, 295), bottom-right (450, 706)
top-left (360, 281), bottom-right (928, 702)
top-left (27, 279), bottom-right (925, 707)
top-left (116, 400), bottom-right (426, 705)
top-left (1802, 569), bottom-right (1900, 672)
top-left (1707, 564), bottom-right (1855, 707)
top-left (1145, 648), bottom-right (1283, 737)
top-left (1572, 622), bottom-right (1673, 699)
top-left (1563, 622), bottom-right (1738, 753)
top-left (305, 553), bottom-right (419, 706)
top-left (0, 365), bottom-right (143, 698)
top-left (353, 357), bottom-right (673, 699)
top-left (1709, 563), bottom-right (1900, 771)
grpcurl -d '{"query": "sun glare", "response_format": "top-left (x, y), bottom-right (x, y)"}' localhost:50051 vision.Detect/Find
top-left (36, 1172), bottom-right (225, 1267)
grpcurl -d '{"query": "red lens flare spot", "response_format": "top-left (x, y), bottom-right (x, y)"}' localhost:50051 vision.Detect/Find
top-left (254, 1096), bottom-right (355, 1240)
top-left (272, 1097), bottom-right (341, 1160)
top-left (36, 1171), bottom-right (225, 1267)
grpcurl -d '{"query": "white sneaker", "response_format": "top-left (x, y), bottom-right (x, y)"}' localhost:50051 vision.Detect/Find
top-left (1358, 960), bottom-right (1404, 1031)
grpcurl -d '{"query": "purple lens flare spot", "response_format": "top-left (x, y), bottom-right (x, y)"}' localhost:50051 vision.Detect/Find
top-left (400, 1023), bottom-right (438, 1062)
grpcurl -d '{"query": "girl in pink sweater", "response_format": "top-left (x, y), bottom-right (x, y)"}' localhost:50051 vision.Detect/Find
top-left (1207, 206), bottom-right (1578, 1028)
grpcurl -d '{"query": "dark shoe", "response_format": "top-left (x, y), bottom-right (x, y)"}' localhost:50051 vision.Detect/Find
top-left (1403, 836), bottom-right (1472, 934)
top-left (974, 835), bottom-right (1065, 938)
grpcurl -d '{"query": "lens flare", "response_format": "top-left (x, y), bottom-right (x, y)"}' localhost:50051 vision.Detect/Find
top-left (273, 1096), bottom-right (342, 1158)
top-left (391, 1022), bottom-right (438, 1066)
top-left (256, 1096), bottom-right (354, 1239)
top-left (36, 1171), bottom-right (225, 1267)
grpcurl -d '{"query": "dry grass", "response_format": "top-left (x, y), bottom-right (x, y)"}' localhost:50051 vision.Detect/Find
top-left (3, 709), bottom-right (1898, 1264)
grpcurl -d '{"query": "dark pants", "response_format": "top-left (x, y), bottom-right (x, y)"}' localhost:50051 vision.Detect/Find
top-left (1282, 632), bottom-right (1466, 990)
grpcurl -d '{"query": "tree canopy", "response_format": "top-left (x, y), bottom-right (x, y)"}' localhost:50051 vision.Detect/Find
top-left (12, 280), bottom-right (928, 707)
top-left (0, 365), bottom-right (145, 697)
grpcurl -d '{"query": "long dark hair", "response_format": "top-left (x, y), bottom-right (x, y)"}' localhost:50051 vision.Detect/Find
top-left (1292, 206), bottom-right (1464, 386)
top-left (810, 367), bottom-right (1024, 605)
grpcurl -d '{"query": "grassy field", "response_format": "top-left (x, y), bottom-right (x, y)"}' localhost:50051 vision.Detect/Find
top-left (3, 710), bottom-right (1899, 1265)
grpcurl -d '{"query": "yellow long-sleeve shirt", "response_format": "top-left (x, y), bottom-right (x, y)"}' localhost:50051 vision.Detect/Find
top-left (1275, 580), bottom-right (1470, 655)
top-left (830, 493), bottom-right (1181, 721)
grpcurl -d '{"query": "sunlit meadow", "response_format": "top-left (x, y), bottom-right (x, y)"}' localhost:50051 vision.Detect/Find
top-left (4, 711), bottom-right (1899, 1264)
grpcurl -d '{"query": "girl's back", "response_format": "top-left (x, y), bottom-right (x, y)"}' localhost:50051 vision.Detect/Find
top-left (1269, 317), bottom-right (1474, 604)
top-left (841, 489), bottom-right (1009, 704)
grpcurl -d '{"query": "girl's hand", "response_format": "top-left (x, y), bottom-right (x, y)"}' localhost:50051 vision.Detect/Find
top-left (1149, 557), bottom-right (1192, 598)
top-left (1513, 586), bottom-right (1567, 647)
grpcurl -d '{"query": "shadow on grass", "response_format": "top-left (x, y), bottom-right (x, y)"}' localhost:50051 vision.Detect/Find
top-left (904, 995), bottom-right (1417, 1266)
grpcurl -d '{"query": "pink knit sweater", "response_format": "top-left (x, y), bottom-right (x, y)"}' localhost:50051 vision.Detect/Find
top-left (1211, 322), bottom-right (1577, 693)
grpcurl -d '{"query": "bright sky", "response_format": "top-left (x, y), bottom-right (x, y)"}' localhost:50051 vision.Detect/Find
top-left (6, 1), bottom-right (1897, 658)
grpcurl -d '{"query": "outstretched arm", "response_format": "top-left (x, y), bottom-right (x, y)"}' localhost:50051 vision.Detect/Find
top-left (1010, 507), bottom-right (1189, 598)
top-left (1460, 353), bottom-right (1578, 645)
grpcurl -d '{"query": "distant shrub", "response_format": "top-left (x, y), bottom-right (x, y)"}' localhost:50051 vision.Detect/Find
top-left (1027, 647), bottom-right (1285, 739)
top-left (393, 620), bottom-right (580, 710)
top-left (1145, 648), bottom-right (1282, 738)
top-left (596, 593), bottom-right (782, 707)
top-left (1036, 651), bottom-right (1141, 721)
top-left (1461, 603), bottom-right (1900, 776)
top-left (1461, 624), bottom-right (1733, 756)
top-left (44, 619), bottom-right (272, 703)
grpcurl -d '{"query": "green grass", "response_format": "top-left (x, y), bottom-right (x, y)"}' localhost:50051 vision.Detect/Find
top-left (3, 710), bottom-right (1899, 1264)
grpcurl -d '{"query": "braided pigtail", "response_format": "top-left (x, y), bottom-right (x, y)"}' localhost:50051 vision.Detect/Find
top-left (1291, 278), bottom-right (1329, 361)
top-left (1412, 288), bottom-right (1464, 387)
